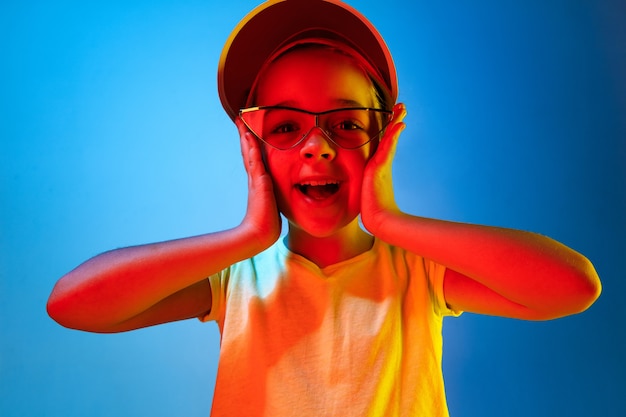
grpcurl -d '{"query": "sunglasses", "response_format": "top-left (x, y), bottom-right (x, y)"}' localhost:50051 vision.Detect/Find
top-left (239, 106), bottom-right (393, 150)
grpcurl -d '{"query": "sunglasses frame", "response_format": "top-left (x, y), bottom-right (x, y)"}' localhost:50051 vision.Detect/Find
top-left (239, 106), bottom-right (393, 150)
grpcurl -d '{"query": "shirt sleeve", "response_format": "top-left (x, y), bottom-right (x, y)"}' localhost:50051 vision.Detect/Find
top-left (197, 268), bottom-right (229, 323)
top-left (425, 259), bottom-right (463, 317)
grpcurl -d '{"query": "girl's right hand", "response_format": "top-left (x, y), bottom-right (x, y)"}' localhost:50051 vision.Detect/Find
top-left (237, 119), bottom-right (282, 251)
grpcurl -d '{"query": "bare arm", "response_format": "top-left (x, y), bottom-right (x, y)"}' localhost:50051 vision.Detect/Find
top-left (48, 121), bottom-right (281, 332)
top-left (370, 214), bottom-right (600, 320)
top-left (361, 104), bottom-right (601, 320)
top-left (48, 228), bottom-right (261, 332)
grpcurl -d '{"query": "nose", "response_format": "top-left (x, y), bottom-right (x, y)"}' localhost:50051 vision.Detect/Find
top-left (299, 127), bottom-right (336, 160)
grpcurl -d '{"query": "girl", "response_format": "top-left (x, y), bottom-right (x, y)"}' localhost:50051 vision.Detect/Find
top-left (47, 1), bottom-right (601, 416)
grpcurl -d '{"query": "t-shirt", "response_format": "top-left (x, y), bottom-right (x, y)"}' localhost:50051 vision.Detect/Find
top-left (200, 238), bottom-right (461, 417)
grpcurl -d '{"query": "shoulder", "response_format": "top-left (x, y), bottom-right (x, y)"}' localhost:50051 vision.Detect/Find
top-left (374, 239), bottom-right (459, 316)
top-left (372, 239), bottom-right (432, 274)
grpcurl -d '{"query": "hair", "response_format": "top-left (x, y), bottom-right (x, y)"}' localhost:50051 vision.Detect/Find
top-left (246, 40), bottom-right (393, 111)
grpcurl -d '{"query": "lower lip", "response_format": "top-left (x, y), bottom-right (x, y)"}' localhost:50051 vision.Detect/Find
top-left (296, 186), bottom-right (342, 206)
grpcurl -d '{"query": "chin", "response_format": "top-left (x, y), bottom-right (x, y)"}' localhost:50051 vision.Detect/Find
top-left (287, 215), bottom-right (360, 238)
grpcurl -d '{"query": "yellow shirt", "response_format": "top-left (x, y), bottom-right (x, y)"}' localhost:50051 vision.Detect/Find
top-left (201, 238), bottom-right (460, 417)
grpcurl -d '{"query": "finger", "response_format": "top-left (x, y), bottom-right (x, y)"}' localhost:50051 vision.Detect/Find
top-left (235, 117), bottom-right (250, 138)
top-left (376, 102), bottom-right (406, 148)
top-left (390, 103), bottom-right (407, 127)
top-left (239, 129), bottom-right (251, 169)
top-left (375, 110), bottom-right (406, 164)
top-left (243, 134), bottom-right (269, 181)
top-left (237, 118), bottom-right (252, 156)
top-left (242, 133), bottom-right (258, 174)
top-left (235, 118), bottom-right (261, 171)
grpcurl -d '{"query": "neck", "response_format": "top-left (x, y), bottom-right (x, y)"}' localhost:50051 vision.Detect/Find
top-left (285, 219), bottom-right (374, 268)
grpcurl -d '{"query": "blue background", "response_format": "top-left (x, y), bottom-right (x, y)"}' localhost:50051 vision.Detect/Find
top-left (1, 1), bottom-right (624, 416)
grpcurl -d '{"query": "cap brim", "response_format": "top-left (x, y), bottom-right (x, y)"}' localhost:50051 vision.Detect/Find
top-left (218, 0), bottom-right (397, 121)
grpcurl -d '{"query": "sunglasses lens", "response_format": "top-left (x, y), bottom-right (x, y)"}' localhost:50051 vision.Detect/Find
top-left (320, 109), bottom-right (391, 149)
top-left (241, 108), bottom-right (310, 150)
top-left (240, 108), bottom-right (391, 149)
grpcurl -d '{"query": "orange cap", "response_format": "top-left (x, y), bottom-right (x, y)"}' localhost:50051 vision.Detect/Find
top-left (218, 0), bottom-right (398, 121)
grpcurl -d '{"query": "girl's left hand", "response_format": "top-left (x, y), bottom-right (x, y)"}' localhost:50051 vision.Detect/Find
top-left (360, 103), bottom-right (407, 235)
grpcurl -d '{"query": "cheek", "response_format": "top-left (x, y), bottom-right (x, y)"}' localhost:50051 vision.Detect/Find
top-left (344, 154), bottom-right (370, 195)
top-left (261, 146), bottom-right (280, 178)
top-left (263, 149), bottom-right (293, 196)
top-left (350, 145), bottom-right (375, 173)
top-left (263, 148), bottom-right (282, 175)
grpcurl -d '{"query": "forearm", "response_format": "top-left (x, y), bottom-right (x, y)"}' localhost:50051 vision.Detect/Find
top-left (48, 118), bottom-right (284, 332)
top-left (371, 211), bottom-right (601, 316)
top-left (47, 224), bottom-right (265, 331)
top-left (360, 103), bottom-right (599, 318)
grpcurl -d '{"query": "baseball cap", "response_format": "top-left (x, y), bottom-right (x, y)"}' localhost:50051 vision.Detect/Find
top-left (218, 0), bottom-right (398, 121)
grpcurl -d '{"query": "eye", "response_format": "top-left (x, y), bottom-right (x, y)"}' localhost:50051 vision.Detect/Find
top-left (326, 109), bottom-right (370, 135)
top-left (271, 122), bottom-right (299, 134)
top-left (263, 109), bottom-right (306, 137)
top-left (334, 119), bottom-right (365, 131)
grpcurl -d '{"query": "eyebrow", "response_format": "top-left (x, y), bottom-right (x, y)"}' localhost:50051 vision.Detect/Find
top-left (337, 98), bottom-right (369, 107)
top-left (270, 98), bottom-right (370, 109)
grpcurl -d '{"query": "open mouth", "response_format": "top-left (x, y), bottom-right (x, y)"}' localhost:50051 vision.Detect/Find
top-left (296, 180), bottom-right (340, 200)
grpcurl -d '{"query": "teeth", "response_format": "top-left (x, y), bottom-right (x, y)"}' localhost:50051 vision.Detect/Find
top-left (300, 180), bottom-right (339, 186)
top-left (297, 180), bottom-right (340, 199)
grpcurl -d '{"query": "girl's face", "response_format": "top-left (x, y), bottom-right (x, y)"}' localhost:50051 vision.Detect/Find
top-left (253, 47), bottom-right (379, 238)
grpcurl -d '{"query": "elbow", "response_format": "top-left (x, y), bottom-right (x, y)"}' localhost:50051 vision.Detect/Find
top-left (47, 278), bottom-right (136, 334)
top-left (46, 286), bottom-right (74, 329)
top-left (47, 295), bottom-right (103, 333)
top-left (46, 282), bottom-right (94, 332)
top-left (46, 283), bottom-right (62, 323)
top-left (542, 256), bottom-right (602, 320)
top-left (570, 257), bottom-right (602, 314)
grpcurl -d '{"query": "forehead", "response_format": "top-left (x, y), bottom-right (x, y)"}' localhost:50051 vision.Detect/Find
top-left (254, 47), bottom-right (376, 110)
